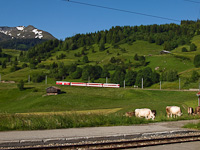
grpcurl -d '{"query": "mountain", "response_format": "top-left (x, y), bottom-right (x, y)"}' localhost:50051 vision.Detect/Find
top-left (0, 25), bottom-right (56, 50)
top-left (0, 25), bottom-right (55, 41)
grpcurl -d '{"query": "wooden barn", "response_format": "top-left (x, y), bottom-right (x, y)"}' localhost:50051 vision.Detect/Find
top-left (46, 86), bottom-right (61, 95)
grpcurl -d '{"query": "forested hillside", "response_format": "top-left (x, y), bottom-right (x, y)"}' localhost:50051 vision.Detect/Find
top-left (2, 20), bottom-right (200, 89)
top-left (26, 20), bottom-right (200, 60)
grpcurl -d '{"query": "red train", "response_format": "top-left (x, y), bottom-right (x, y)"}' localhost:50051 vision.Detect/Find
top-left (56, 81), bottom-right (120, 88)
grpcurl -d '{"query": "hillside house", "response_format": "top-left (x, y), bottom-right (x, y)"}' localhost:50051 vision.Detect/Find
top-left (46, 86), bottom-right (61, 95)
top-left (160, 50), bottom-right (171, 54)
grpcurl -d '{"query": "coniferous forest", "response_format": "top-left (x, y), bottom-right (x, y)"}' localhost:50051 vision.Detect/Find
top-left (2, 20), bottom-right (200, 88)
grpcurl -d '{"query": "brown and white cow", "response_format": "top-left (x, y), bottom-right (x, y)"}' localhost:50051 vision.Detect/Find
top-left (195, 106), bottom-right (200, 115)
top-left (166, 106), bottom-right (182, 118)
top-left (188, 107), bottom-right (194, 115)
top-left (135, 108), bottom-right (155, 120)
top-left (125, 111), bottom-right (135, 117)
top-left (151, 110), bottom-right (157, 116)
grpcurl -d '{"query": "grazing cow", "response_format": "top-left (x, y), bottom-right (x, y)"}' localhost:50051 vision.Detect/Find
top-left (135, 108), bottom-right (155, 120)
top-left (188, 107), bottom-right (194, 115)
top-left (195, 106), bottom-right (200, 115)
top-left (166, 106), bottom-right (182, 118)
top-left (151, 110), bottom-right (157, 116)
top-left (125, 112), bottom-right (135, 117)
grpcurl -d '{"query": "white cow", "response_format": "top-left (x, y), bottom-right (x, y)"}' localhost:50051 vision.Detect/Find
top-left (135, 108), bottom-right (155, 120)
top-left (166, 106), bottom-right (182, 118)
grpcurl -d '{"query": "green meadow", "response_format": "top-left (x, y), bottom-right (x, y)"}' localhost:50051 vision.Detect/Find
top-left (1, 35), bottom-right (200, 131)
top-left (0, 83), bottom-right (199, 114)
top-left (0, 82), bottom-right (199, 131)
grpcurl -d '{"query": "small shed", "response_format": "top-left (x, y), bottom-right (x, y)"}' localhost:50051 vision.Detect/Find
top-left (46, 86), bottom-right (61, 95)
top-left (160, 50), bottom-right (171, 54)
top-left (196, 91), bottom-right (200, 106)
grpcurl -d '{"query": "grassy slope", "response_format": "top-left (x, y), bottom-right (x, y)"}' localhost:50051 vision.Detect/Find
top-left (1, 36), bottom-right (200, 116)
top-left (1, 37), bottom-right (199, 81)
top-left (0, 83), bottom-right (198, 117)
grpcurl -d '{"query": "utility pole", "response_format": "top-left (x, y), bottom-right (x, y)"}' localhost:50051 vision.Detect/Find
top-left (124, 80), bottom-right (125, 88)
top-left (106, 77), bottom-right (108, 83)
top-left (160, 81), bottom-right (161, 90)
top-left (45, 75), bottom-right (47, 84)
top-left (142, 78), bottom-right (143, 89)
top-left (199, 82), bottom-right (200, 91)
top-left (28, 75), bottom-right (30, 83)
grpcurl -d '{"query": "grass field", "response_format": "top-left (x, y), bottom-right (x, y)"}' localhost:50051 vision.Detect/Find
top-left (1, 36), bottom-right (200, 131)
top-left (0, 83), bottom-right (199, 114)
top-left (183, 122), bottom-right (200, 130)
top-left (0, 82), bottom-right (200, 131)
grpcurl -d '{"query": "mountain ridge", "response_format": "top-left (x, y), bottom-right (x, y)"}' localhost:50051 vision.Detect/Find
top-left (0, 25), bottom-right (56, 41)
top-left (0, 25), bottom-right (56, 50)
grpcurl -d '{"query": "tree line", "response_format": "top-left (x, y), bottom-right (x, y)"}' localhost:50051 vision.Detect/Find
top-left (0, 39), bottom-right (47, 51)
top-left (22, 20), bottom-right (200, 63)
top-left (30, 61), bottom-right (179, 88)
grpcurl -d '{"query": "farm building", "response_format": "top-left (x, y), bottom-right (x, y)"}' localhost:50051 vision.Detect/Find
top-left (160, 50), bottom-right (171, 54)
top-left (46, 86), bottom-right (61, 95)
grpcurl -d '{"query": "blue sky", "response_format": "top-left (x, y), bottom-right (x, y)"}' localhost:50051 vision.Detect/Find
top-left (1, 0), bottom-right (200, 39)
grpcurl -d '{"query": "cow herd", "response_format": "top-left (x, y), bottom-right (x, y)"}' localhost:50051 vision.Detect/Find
top-left (187, 106), bottom-right (200, 115)
top-left (125, 106), bottom-right (200, 120)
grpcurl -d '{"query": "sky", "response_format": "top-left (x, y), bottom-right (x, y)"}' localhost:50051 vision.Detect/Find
top-left (1, 0), bottom-right (200, 40)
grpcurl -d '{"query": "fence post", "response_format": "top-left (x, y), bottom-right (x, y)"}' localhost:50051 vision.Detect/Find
top-left (45, 75), bottom-right (47, 84)
top-left (28, 75), bottom-right (30, 83)
top-left (160, 81), bottom-right (161, 90)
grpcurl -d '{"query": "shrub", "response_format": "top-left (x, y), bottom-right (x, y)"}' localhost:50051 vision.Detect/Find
top-left (194, 54), bottom-right (200, 67)
top-left (161, 70), bottom-right (179, 82)
top-left (182, 47), bottom-right (188, 52)
top-left (31, 72), bottom-right (46, 83)
top-left (190, 43), bottom-right (197, 51)
top-left (82, 55), bottom-right (89, 63)
top-left (17, 80), bottom-right (24, 91)
top-left (22, 63), bottom-right (28, 68)
top-left (190, 70), bottom-right (199, 82)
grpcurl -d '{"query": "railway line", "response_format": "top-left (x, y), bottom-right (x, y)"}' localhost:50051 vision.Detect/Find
top-left (1, 130), bottom-right (200, 150)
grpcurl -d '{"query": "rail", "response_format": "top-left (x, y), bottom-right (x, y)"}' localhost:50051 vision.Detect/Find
top-left (1, 130), bottom-right (200, 150)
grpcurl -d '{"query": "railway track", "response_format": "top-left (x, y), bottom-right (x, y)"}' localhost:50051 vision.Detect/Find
top-left (1, 130), bottom-right (200, 150)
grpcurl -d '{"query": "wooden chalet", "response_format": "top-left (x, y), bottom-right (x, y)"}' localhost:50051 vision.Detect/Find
top-left (46, 86), bottom-right (61, 95)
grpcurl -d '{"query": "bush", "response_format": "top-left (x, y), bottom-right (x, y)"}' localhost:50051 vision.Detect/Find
top-left (190, 43), bottom-right (197, 51)
top-left (194, 54), bottom-right (200, 67)
top-left (17, 80), bottom-right (24, 91)
top-left (190, 70), bottom-right (199, 82)
top-left (22, 63), bottom-right (28, 68)
top-left (161, 70), bottom-right (178, 82)
top-left (82, 55), bottom-right (89, 63)
top-left (10, 65), bottom-right (20, 72)
top-left (182, 47), bottom-right (188, 52)
top-left (31, 72), bottom-right (46, 83)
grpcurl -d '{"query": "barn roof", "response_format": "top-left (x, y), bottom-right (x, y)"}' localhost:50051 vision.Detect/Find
top-left (46, 86), bottom-right (61, 90)
top-left (196, 91), bottom-right (200, 96)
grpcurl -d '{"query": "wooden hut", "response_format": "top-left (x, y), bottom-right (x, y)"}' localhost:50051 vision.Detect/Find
top-left (46, 86), bottom-right (61, 95)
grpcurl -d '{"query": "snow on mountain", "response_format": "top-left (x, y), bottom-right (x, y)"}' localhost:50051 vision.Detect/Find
top-left (0, 25), bottom-right (55, 40)
top-left (32, 29), bottom-right (43, 39)
top-left (16, 26), bottom-right (25, 31)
